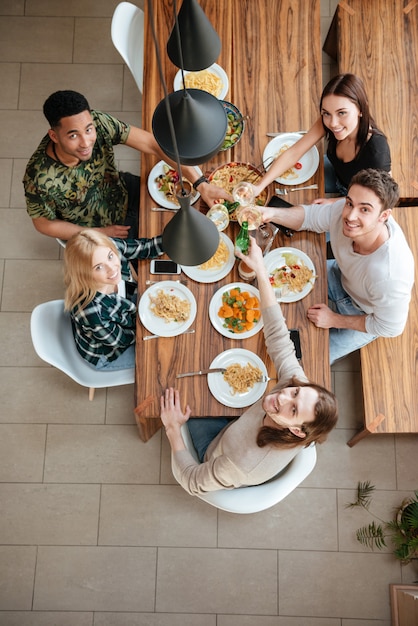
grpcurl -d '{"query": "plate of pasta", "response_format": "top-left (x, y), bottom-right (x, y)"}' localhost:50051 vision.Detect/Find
top-left (180, 233), bottom-right (235, 283)
top-left (262, 132), bottom-right (319, 185)
top-left (138, 281), bottom-right (197, 337)
top-left (147, 161), bottom-right (202, 209)
top-left (207, 349), bottom-right (268, 408)
top-left (173, 63), bottom-right (229, 100)
top-left (209, 283), bottom-right (264, 339)
top-left (208, 162), bottom-right (270, 213)
top-left (263, 247), bottom-right (316, 302)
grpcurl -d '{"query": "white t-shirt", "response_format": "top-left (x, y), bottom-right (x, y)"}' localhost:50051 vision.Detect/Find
top-left (301, 199), bottom-right (414, 336)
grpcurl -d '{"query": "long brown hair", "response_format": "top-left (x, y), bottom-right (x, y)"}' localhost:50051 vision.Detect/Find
top-left (64, 229), bottom-right (119, 311)
top-left (320, 73), bottom-right (383, 153)
top-left (257, 377), bottom-right (338, 449)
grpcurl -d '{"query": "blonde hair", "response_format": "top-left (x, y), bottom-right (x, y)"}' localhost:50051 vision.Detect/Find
top-left (64, 229), bottom-right (120, 311)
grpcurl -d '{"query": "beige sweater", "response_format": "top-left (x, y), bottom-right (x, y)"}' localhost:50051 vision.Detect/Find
top-left (172, 303), bottom-right (309, 495)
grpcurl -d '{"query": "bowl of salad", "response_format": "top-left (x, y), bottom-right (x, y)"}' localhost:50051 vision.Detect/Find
top-left (220, 101), bottom-right (245, 151)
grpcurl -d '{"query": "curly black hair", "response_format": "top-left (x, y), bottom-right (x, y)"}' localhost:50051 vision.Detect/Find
top-left (43, 90), bottom-right (91, 128)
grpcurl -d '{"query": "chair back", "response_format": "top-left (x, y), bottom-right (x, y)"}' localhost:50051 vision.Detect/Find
top-left (111, 2), bottom-right (144, 92)
top-left (30, 299), bottom-right (134, 390)
top-left (180, 423), bottom-right (317, 514)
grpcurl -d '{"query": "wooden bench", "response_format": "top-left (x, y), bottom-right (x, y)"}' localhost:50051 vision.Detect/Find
top-left (347, 207), bottom-right (418, 446)
top-left (323, 0), bottom-right (418, 201)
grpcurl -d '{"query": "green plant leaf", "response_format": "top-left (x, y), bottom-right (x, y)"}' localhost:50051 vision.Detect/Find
top-left (356, 522), bottom-right (387, 550)
top-left (346, 481), bottom-right (376, 510)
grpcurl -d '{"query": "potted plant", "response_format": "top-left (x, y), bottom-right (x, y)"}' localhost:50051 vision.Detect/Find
top-left (347, 481), bottom-right (418, 564)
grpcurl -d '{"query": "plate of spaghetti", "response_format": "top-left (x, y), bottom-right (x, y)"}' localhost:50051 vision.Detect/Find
top-left (207, 349), bottom-right (268, 408)
top-left (262, 132), bottom-right (319, 185)
top-left (138, 281), bottom-right (197, 337)
top-left (180, 233), bottom-right (234, 283)
top-left (173, 63), bottom-right (229, 99)
top-left (209, 282), bottom-right (264, 339)
top-left (263, 247), bottom-right (316, 302)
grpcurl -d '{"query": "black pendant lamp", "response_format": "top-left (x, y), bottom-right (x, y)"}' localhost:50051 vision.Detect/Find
top-left (152, 0), bottom-right (227, 166)
top-left (167, 0), bottom-right (221, 71)
top-left (147, 0), bottom-right (219, 266)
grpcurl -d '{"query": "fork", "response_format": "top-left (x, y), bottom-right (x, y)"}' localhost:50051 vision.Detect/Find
top-left (145, 279), bottom-right (188, 285)
top-left (275, 184), bottom-right (318, 195)
top-left (151, 206), bottom-right (179, 212)
top-left (143, 328), bottom-right (195, 340)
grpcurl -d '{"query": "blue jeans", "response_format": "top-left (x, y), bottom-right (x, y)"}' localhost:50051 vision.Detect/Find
top-left (327, 260), bottom-right (377, 364)
top-left (187, 417), bottom-right (232, 462)
top-left (92, 344), bottom-right (135, 371)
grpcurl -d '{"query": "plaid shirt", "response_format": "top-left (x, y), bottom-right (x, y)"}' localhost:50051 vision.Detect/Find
top-left (71, 236), bottom-right (163, 365)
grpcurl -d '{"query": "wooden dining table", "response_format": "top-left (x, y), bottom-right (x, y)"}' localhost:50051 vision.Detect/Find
top-left (134, 0), bottom-right (329, 442)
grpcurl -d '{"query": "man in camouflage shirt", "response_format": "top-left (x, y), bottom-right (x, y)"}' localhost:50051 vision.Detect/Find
top-left (24, 90), bottom-right (228, 241)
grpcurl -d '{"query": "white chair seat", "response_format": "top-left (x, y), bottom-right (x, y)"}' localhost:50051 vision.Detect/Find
top-left (30, 299), bottom-right (134, 400)
top-left (180, 423), bottom-right (317, 514)
top-left (111, 2), bottom-right (144, 93)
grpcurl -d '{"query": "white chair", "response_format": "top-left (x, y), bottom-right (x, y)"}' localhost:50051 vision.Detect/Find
top-left (30, 299), bottom-right (134, 401)
top-left (111, 2), bottom-right (144, 93)
top-left (180, 423), bottom-right (317, 514)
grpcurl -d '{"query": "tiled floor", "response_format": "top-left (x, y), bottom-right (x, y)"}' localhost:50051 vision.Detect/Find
top-left (0, 1), bottom-right (417, 625)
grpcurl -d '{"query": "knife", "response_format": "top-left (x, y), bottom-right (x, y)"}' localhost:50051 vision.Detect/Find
top-left (266, 131), bottom-right (307, 137)
top-left (176, 368), bottom-right (226, 378)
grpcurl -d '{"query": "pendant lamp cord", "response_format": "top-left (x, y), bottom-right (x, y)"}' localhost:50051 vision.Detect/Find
top-left (147, 0), bottom-right (185, 195)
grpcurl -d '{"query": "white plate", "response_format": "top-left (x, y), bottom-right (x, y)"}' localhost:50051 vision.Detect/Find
top-left (147, 161), bottom-right (202, 209)
top-left (262, 132), bottom-right (319, 185)
top-left (173, 63), bottom-right (229, 100)
top-left (181, 233), bottom-right (235, 283)
top-left (209, 282), bottom-right (263, 339)
top-left (263, 247), bottom-right (316, 303)
top-left (207, 349), bottom-right (268, 408)
top-left (138, 281), bottom-right (197, 337)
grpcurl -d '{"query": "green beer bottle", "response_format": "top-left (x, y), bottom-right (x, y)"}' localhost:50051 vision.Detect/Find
top-left (235, 220), bottom-right (250, 255)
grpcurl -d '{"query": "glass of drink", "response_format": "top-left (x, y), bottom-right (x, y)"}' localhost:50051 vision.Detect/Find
top-left (206, 203), bottom-right (229, 231)
top-left (232, 181), bottom-right (255, 206)
top-left (236, 205), bottom-right (263, 230)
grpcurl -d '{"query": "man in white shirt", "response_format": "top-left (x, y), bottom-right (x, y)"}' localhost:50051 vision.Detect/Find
top-left (262, 169), bottom-right (414, 363)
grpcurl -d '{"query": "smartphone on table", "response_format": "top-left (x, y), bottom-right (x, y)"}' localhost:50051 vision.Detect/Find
top-left (290, 329), bottom-right (302, 360)
top-left (150, 259), bottom-right (181, 275)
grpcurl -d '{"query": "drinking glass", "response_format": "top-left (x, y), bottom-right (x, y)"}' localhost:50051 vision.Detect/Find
top-left (232, 181), bottom-right (255, 206)
top-left (206, 203), bottom-right (229, 231)
top-left (236, 205), bottom-right (263, 230)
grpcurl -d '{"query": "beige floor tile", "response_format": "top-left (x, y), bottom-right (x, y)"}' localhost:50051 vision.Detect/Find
top-left (0, 0), bottom-right (25, 14)
top-left (105, 384), bottom-right (136, 424)
top-left (0, 483), bottom-right (100, 544)
top-left (341, 620), bottom-right (390, 626)
top-left (0, 613), bottom-right (93, 626)
top-left (0, 64), bottom-right (19, 109)
top-left (33, 546), bottom-right (156, 611)
top-left (26, 0), bottom-right (118, 17)
top-left (219, 617), bottom-right (340, 626)
top-left (0, 160), bottom-right (13, 206)
top-left (0, 260), bottom-right (3, 305)
top-left (74, 18), bottom-right (120, 64)
top-left (0, 312), bottom-right (40, 366)
top-left (44, 425), bottom-right (161, 483)
top-left (2, 260), bottom-right (63, 311)
top-left (218, 488), bottom-right (338, 550)
top-left (0, 209), bottom-right (59, 260)
top-left (395, 435), bottom-right (418, 490)
top-left (333, 369), bottom-right (364, 429)
top-left (156, 547), bottom-right (278, 614)
top-left (160, 435), bottom-right (177, 484)
top-left (279, 551), bottom-right (400, 620)
top-left (99, 485), bottom-right (217, 547)
top-left (0, 17), bottom-right (74, 63)
top-left (0, 111), bottom-right (46, 158)
top-left (94, 614), bottom-right (214, 626)
top-left (0, 367), bottom-right (107, 423)
top-left (337, 488), bottom-right (414, 554)
top-left (11, 159), bottom-right (28, 207)
top-left (19, 63), bottom-right (124, 112)
top-left (0, 424), bottom-right (46, 482)
top-left (0, 546), bottom-right (37, 610)
top-left (303, 428), bottom-right (397, 489)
